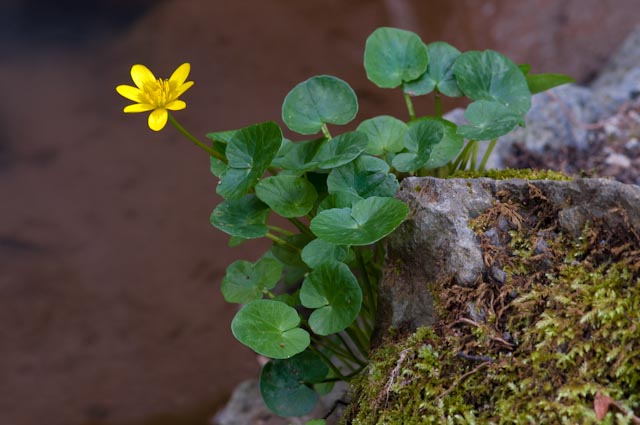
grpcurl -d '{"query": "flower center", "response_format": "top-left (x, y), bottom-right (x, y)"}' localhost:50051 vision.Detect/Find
top-left (143, 78), bottom-right (175, 107)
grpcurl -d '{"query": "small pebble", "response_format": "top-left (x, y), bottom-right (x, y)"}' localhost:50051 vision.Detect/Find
top-left (605, 152), bottom-right (631, 168)
top-left (625, 137), bottom-right (639, 149)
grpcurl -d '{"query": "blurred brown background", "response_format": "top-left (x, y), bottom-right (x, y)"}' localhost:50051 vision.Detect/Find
top-left (1, 1), bottom-right (638, 424)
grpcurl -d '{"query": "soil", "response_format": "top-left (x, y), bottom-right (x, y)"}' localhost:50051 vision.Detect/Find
top-left (503, 98), bottom-right (640, 184)
top-left (1, 1), bottom-right (639, 425)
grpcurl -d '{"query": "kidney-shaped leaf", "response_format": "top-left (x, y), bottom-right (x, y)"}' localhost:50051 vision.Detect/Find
top-left (256, 175), bottom-right (318, 218)
top-left (410, 118), bottom-right (464, 169)
top-left (221, 257), bottom-right (284, 304)
top-left (231, 299), bottom-right (310, 359)
top-left (313, 131), bottom-right (368, 170)
top-left (364, 27), bottom-right (429, 89)
top-left (453, 50), bottom-right (531, 114)
top-left (282, 75), bottom-right (358, 135)
top-left (301, 239), bottom-right (349, 268)
top-left (271, 138), bottom-right (323, 172)
top-left (357, 115), bottom-right (408, 155)
top-left (458, 100), bottom-right (523, 140)
top-left (327, 155), bottom-right (399, 199)
top-left (210, 194), bottom-right (270, 239)
top-left (404, 41), bottom-right (462, 97)
top-left (217, 121), bottom-right (282, 199)
top-left (259, 350), bottom-right (328, 417)
top-left (392, 118), bottom-right (445, 172)
top-left (311, 196), bottom-right (409, 246)
top-left (300, 262), bottom-right (362, 335)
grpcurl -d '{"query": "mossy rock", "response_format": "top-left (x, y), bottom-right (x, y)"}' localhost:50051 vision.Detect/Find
top-left (345, 177), bottom-right (640, 424)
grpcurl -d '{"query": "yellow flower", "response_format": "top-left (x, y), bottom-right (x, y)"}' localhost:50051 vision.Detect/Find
top-left (116, 63), bottom-right (194, 131)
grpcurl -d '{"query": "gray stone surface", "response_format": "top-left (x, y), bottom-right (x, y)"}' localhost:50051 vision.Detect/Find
top-left (592, 26), bottom-right (640, 115)
top-left (376, 176), bottom-right (640, 337)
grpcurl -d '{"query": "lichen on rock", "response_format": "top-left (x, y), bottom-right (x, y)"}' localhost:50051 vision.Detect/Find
top-left (347, 176), bottom-right (640, 424)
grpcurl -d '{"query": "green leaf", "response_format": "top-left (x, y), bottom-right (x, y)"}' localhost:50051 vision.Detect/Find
top-left (221, 257), bottom-right (283, 304)
top-left (411, 118), bottom-right (464, 169)
top-left (210, 194), bottom-right (270, 239)
top-left (228, 236), bottom-right (248, 247)
top-left (313, 131), bottom-right (368, 169)
top-left (356, 115), bottom-right (408, 155)
top-left (210, 154), bottom-right (227, 179)
top-left (205, 129), bottom-right (238, 144)
top-left (311, 196), bottom-right (409, 246)
top-left (457, 100), bottom-right (523, 140)
top-left (282, 75), bottom-right (358, 135)
top-left (259, 350), bottom-right (328, 417)
top-left (526, 73), bottom-right (575, 94)
top-left (306, 420), bottom-right (326, 425)
top-left (300, 262), bottom-right (362, 335)
top-left (271, 233), bottom-right (313, 268)
top-left (317, 192), bottom-right (362, 213)
top-left (217, 122), bottom-right (282, 199)
top-left (256, 175), bottom-right (318, 218)
top-left (518, 63), bottom-right (531, 75)
top-left (404, 41), bottom-right (462, 97)
top-left (271, 138), bottom-right (323, 172)
top-left (327, 155), bottom-right (399, 199)
top-left (364, 27), bottom-right (429, 89)
top-left (231, 299), bottom-right (310, 359)
top-left (392, 119), bottom-right (445, 172)
top-left (301, 239), bottom-right (349, 268)
top-left (453, 50), bottom-right (531, 114)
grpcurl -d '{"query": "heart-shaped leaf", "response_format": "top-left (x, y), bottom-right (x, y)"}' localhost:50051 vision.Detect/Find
top-left (231, 299), bottom-right (310, 359)
top-left (301, 239), bottom-right (349, 268)
top-left (525, 73), bottom-right (575, 94)
top-left (404, 41), bottom-right (462, 97)
top-left (221, 257), bottom-right (284, 304)
top-left (364, 27), bottom-right (429, 89)
top-left (327, 155), bottom-right (399, 199)
top-left (210, 194), bottom-right (270, 239)
top-left (311, 196), bottom-right (409, 246)
top-left (458, 100), bottom-right (523, 140)
top-left (259, 350), bottom-right (328, 417)
top-left (313, 131), bottom-right (368, 170)
top-left (317, 192), bottom-right (363, 213)
top-left (256, 175), bottom-right (318, 218)
top-left (408, 118), bottom-right (464, 169)
top-left (300, 262), bottom-right (362, 335)
top-left (453, 50), bottom-right (531, 114)
top-left (356, 115), bottom-right (408, 155)
top-left (282, 75), bottom-right (358, 135)
top-left (392, 118), bottom-right (445, 172)
top-left (271, 138), bottom-right (323, 172)
top-left (217, 121), bottom-right (282, 199)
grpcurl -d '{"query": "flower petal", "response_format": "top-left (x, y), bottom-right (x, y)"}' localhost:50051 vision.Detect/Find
top-left (124, 103), bottom-right (156, 113)
top-left (116, 85), bottom-right (144, 102)
top-left (165, 100), bottom-right (186, 111)
top-left (173, 81), bottom-right (194, 99)
top-left (148, 108), bottom-right (168, 131)
top-left (169, 63), bottom-right (191, 86)
top-left (131, 64), bottom-right (157, 89)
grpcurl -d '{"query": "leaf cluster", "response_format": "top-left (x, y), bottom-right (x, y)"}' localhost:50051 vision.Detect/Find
top-left (204, 26), bottom-right (572, 418)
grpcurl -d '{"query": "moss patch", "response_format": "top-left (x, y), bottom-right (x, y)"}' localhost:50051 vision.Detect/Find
top-left (449, 168), bottom-right (572, 181)
top-left (344, 184), bottom-right (640, 424)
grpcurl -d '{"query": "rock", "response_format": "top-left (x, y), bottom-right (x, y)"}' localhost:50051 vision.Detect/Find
top-left (212, 379), bottom-right (349, 425)
top-left (375, 176), bottom-right (640, 337)
top-left (592, 26), bottom-right (640, 115)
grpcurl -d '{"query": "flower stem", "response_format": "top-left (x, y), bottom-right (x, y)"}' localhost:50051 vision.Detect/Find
top-left (289, 217), bottom-right (314, 238)
top-left (356, 247), bottom-right (376, 311)
top-left (434, 91), bottom-right (442, 118)
top-left (168, 114), bottom-right (226, 163)
top-left (321, 123), bottom-right (332, 139)
top-left (403, 92), bottom-right (416, 120)
top-left (267, 225), bottom-right (294, 237)
top-left (478, 139), bottom-right (497, 171)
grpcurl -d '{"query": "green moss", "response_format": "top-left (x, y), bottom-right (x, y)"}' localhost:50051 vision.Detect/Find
top-left (449, 168), bottom-right (572, 181)
top-left (344, 191), bottom-right (640, 424)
